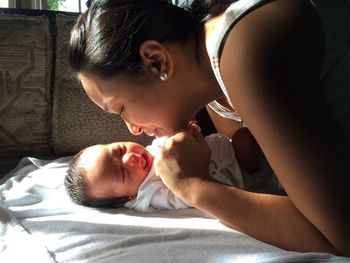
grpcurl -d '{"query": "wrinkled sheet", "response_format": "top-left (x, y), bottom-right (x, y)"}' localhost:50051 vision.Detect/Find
top-left (0, 157), bottom-right (349, 263)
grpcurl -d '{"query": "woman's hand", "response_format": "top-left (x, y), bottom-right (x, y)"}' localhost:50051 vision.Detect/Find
top-left (154, 123), bottom-right (212, 204)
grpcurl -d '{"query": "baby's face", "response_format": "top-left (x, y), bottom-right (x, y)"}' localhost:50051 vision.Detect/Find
top-left (79, 142), bottom-right (153, 200)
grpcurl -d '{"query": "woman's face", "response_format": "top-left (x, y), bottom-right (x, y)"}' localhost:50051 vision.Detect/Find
top-left (79, 72), bottom-right (195, 137)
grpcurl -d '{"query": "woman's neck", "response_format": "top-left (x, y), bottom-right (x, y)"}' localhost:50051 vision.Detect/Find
top-left (190, 25), bottom-right (224, 105)
top-left (203, 14), bottom-right (223, 54)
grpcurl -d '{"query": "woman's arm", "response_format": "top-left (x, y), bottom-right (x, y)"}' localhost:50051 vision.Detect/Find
top-left (187, 178), bottom-right (337, 253)
top-left (219, 0), bottom-right (350, 255)
top-left (157, 0), bottom-right (349, 255)
top-left (155, 129), bottom-right (336, 253)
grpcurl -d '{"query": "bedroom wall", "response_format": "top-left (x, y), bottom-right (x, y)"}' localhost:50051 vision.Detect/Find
top-left (0, 9), bottom-right (153, 161)
top-left (0, 14), bottom-right (52, 157)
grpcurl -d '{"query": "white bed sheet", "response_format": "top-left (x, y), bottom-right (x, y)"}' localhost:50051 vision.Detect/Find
top-left (0, 157), bottom-right (349, 263)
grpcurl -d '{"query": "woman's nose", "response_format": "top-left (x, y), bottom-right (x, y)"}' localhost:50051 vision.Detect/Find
top-left (122, 153), bottom-right (141, 168)
top-left (125, 121), bottom-right (143, 135)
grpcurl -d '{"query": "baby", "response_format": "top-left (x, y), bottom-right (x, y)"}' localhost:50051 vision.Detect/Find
top-left (65, 129), bottom-right (244, 212)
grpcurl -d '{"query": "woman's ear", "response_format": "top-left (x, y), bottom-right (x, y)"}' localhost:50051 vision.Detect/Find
top-left (139, 40), bottom-right (173, 79)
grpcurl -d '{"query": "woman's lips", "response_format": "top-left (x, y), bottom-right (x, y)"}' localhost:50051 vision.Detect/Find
top-left (145, 128), bottom-right (165, 138)
top-left (145, 129), bottom-right (157, 137)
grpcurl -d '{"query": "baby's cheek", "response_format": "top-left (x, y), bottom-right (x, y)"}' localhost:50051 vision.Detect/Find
top-left (134, 169), bottom-right (148, 185)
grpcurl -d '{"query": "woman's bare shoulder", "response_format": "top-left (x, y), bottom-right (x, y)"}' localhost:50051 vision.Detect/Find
top-left (219, 0), bottom-right (323, 104)
top-left (217, 0), bottom-right (326, 177)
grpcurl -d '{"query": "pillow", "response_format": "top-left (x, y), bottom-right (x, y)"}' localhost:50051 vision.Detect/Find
top-left (52, 15), bottom-right (153, 155)
top-left (0, 15), bottom-right (52, 157)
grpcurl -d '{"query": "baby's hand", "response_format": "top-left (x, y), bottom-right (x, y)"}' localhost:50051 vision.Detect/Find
top-left (186, 121), bottom-right (201, 133)
top-left (154, 124), bottom-right (211, 203)
top-left (186, 121), bottom-right (206, 144)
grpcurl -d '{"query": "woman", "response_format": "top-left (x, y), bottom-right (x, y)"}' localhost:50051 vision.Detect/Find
top-left (69, 0), bottom-right (350, 255)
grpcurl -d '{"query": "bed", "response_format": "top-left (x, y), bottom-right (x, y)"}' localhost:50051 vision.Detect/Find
top-left (1, 7), bottom-right (350, 263)
top-left (1, 156), bottom-right (349, 263)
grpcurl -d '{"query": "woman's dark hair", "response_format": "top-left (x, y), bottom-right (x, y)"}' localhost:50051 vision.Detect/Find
top-left (190, 0), bottom-right (237, 22)
top-left (69, 0), bottom-right (200, 79)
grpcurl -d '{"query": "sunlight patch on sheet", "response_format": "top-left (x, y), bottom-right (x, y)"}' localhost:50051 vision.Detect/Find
top-left (27, 207), bottom-right (240, 232)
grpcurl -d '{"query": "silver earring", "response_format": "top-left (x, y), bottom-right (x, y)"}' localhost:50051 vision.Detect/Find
top-left (160, 72), bottom-right (168, 81)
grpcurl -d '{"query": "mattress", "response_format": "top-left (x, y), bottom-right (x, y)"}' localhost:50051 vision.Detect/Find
top-left (0, 157), bottom-right (349, 262)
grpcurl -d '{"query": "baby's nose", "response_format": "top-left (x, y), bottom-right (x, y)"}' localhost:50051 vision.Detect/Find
top-left (122, 152), bottom-right (142, 168)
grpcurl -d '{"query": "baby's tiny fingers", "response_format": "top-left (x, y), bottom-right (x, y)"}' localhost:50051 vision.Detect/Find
top-left (164, 137), bottom-right (175, 150)
top-left (192, 126), bottom-right (205, 144)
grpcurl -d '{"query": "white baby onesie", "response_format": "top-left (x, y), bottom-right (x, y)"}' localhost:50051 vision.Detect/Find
top-left (124, 134), bottom-right (243, 212)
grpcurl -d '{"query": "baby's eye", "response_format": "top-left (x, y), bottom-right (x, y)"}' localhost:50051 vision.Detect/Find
top-left (112, 145), bottom-right (124, 158)
top-left (117, 145), bottom-right (126, 156)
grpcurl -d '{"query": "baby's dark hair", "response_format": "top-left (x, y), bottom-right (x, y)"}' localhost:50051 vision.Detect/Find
top-left (64, 149), bottom-right (130, 208)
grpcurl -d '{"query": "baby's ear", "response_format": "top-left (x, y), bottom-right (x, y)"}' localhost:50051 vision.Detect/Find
top-left (112, 196), bottom-right (131, 208)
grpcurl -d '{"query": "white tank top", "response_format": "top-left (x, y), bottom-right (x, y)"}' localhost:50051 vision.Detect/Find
top-left (207, 0), bottom-right (269, 122)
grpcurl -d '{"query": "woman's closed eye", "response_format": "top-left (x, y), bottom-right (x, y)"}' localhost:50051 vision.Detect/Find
top-left (118, 105), bottom-right (124, 117)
